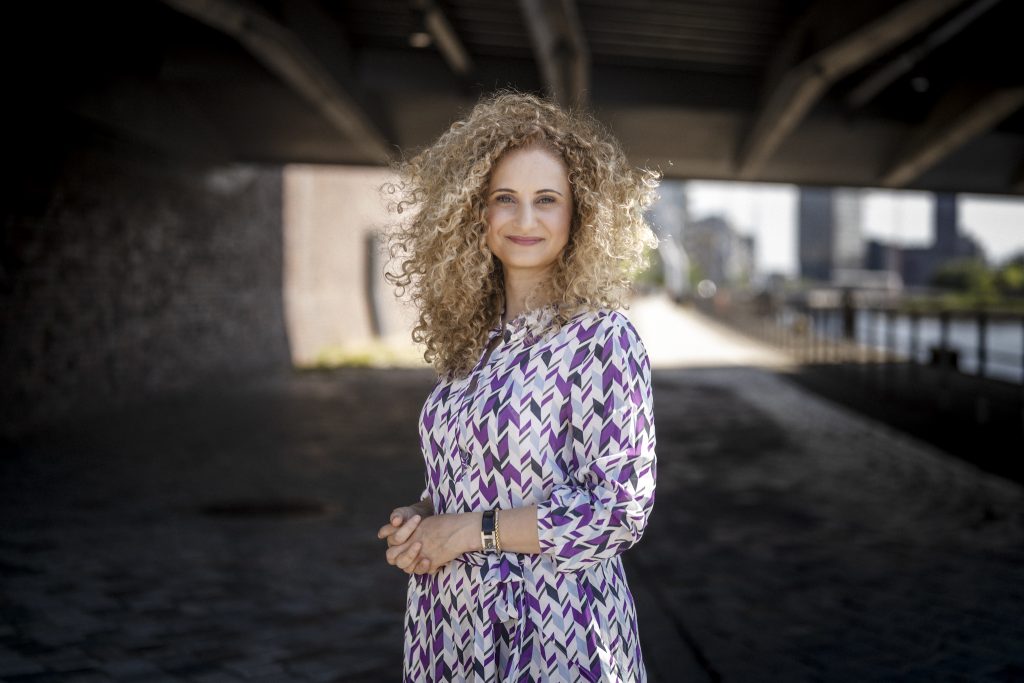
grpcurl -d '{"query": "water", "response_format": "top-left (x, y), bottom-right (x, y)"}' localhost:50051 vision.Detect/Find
top-left (810, 310), bottom-right (1024, 384)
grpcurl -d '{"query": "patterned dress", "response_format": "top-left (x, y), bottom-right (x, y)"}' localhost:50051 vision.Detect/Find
top-left (404, 303), bottom-right (657, 682)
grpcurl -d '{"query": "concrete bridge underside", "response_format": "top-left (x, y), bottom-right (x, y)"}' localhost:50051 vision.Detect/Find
top-left (6, 0), bottom-right (1024, 195)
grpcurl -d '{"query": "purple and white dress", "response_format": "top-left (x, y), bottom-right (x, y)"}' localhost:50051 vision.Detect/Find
top-left (404, 304), bottom-right (657, 682)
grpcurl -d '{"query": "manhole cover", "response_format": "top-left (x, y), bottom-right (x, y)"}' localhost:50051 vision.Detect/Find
top-left (200, 499), bottom-right (331, 519)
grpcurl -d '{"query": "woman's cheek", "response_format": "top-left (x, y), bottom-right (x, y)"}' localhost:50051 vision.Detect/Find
top-left (489, 205), bottom-right (514, 221)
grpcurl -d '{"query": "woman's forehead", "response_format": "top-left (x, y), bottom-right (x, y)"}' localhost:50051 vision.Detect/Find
top-left (490, 145), bottom-right (567, 178)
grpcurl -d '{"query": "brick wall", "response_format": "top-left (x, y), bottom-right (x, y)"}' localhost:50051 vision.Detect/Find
top-left (1, 133), bottom-right (291, 437)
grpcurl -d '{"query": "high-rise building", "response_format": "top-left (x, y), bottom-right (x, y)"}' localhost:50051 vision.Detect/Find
top-left (646, 180), bottom-right (690, 299)
top-left (934, 192), bottom-right (958, 256)
top-left (897, 193), bottom-right (985, 288)
top-left (797, 186), bottom-right (865, 282)
top-left (833, 190), bottom-right (864, 271)
top-left (647, 180), bottom-right (688, 246)
top-left (865, 239), bottom-right (900, 272)
top-left (798, 187), bottom-right (832, 281)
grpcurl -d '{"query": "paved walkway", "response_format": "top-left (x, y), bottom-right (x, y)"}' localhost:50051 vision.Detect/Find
top-left (623, 293), bottom-right (793, 370)
top-left (2, 297), bottom-right (1023, 682)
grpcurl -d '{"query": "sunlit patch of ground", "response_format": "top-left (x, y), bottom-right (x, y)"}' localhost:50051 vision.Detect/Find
top-left (303, 334), bottom-right (429, 369)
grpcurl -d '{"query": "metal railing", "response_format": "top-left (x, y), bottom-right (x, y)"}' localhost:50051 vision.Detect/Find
top-left (712, 294), bottom-right (1024, 431)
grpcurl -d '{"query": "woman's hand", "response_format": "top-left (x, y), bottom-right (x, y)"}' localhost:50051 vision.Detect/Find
top-left (378, 504), bottom-right (434, 575)
top-left (400, 513), bottom-right (476, 574)
top-left (378, 504), bottom-right (427, 542)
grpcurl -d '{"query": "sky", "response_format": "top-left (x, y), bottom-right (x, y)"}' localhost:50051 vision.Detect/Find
top-left (682, 181), bottom-right (1024, 277)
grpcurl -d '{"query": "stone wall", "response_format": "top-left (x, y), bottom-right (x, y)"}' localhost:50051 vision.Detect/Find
top-left (1, 134), bottom-right (291, 437)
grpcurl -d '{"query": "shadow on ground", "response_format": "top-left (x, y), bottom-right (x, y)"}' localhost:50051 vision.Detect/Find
top-left (1, 366), bottom-right (1022, 682)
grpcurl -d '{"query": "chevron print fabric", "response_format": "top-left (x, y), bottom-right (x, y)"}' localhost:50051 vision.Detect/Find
top-left (404, 305), bottom-right (657, 682)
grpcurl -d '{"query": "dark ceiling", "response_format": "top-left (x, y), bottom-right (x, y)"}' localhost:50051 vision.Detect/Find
top-left (6, 0), bottom-right (1024, 195)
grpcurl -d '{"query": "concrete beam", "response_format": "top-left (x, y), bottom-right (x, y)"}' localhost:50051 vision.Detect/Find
top-left (736, 0), bottom-right (967, 179)
top-left (412, 0), bottom-right (474, 77)
top-left (67, 77), bottom-right (233, 165)
top-left (519, 0), bottom-right (589, 109)
top-left (1006, 157), bottom-right (1024, 195)
top-left (845, 0), bottom-right (1003, 111)
top-left (160, 0), bottom-right (392, 163)
top-left (880, 83), bottom-right (1024, 188)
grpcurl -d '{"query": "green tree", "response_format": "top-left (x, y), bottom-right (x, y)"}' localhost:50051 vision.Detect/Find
top-left (930, 258), bottom-right (997, 304)
top-left (634, 243), bottom-right (665, 287)
top-left (995, 258), bottom-right (1024, 297)
top-left (688, 262), bottom-right (706, 290)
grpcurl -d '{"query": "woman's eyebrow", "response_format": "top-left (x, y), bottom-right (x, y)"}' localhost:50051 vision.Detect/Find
top-left (490, 188), bottom-right (564, 196)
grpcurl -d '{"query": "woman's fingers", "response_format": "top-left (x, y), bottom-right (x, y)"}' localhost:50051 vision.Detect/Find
top-left (395, 542), bottom-right (422, 571)
top-left (409, 557), bottom-right (427, 574)
top-left (385, 540), bottom-right (408, 565)
top-left (406, 553), bottom-right (432, 576)
top-left (379, 515), bottom-right (421, 546)
top-left (378, 506), bottom-right (418, 540)
top-left (393, 515), bottom-right (421, 544)
top-left (386, 539), bottom-right (422, 566)
top-left (393, 505), bottom-right (421, 523)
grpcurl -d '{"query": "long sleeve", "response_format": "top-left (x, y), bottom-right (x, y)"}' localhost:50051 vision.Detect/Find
top-left (536, 312), bottom-right (657, 572)
top-left (419, 461), bottom-right (430, 502)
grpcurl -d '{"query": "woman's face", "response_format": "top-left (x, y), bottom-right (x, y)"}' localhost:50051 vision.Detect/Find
top-left (484, 144), bottom-right (573, 280)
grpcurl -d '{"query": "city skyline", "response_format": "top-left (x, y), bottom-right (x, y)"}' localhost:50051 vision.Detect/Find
top-left (682, 181), bottom-right (1024, 277)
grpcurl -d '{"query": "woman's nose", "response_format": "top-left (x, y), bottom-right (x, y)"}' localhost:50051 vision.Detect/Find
top-left (516, 201), bottom-right (537, 228)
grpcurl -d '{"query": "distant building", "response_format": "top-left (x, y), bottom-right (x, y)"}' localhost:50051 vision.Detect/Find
top-left (833, 189), bottom-right (864, 272)
top-left (798, 187), bottom-right (831, 281)
top-left (647, 180), bottom-right (688, 244)
top-left (899, 235), bottom-right (984, 288)
top-left (685, 214), bottom-right (756, 287)
top-left (797, 186), bottom-right (865, 282)
top-left (731, 234), bottom-right (756, 287)
top-left (865, 238), bottom-right (900, 272)
top-left (867, 193), bottom-right (985, 288)
top-left (646, 179), bottom-right (690, 299)
top-left (934, 192), bottom-right (957, 256)
top-left (832, 268), bottom-right (902, 292)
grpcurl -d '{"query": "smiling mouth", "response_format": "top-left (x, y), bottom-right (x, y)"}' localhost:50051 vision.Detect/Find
top-left (508, 236), bottom-right (543, 245)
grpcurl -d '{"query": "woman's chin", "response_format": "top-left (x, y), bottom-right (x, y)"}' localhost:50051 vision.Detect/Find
top-left (499, 258), bottom-right (558, 274)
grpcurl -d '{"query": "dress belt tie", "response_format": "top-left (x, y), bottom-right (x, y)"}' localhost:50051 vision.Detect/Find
top-left (460, 551), bottom-right (527, 683)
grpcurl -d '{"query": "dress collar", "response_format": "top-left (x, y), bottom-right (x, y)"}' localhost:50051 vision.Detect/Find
top-left (488, 302), bottom-right (561, 346)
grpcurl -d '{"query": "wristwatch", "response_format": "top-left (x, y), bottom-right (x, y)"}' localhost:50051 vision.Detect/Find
top-left (481, 509), bottom-right (497, 552)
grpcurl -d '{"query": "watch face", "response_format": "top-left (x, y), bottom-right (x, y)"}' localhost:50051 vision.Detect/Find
top-left (483, 538), bottom-right (496, 551)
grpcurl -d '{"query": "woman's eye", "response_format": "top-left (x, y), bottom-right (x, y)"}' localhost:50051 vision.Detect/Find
top-left (495, 194), bottom-right (515, 204)
top-left (537, 195), bottom-right (556, 204)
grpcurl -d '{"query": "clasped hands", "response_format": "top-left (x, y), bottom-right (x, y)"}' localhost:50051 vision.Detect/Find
top-left (377, 504), bottom-right (471, 575)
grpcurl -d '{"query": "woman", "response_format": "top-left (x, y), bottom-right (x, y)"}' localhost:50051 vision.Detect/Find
top-left (376, 89), bottom-right (659, 682)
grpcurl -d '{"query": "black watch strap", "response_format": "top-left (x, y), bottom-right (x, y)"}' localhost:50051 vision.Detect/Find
top-left (481, 509), bottom-right (497, 552)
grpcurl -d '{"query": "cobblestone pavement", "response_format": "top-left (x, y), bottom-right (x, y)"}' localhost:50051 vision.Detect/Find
top-left (630, 366), bottom-right (1024, 683)
top-left (2, 347), bottom-right (1024, 681)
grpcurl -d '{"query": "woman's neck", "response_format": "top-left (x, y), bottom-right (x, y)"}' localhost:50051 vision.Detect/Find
top-left (502, 272), bottom-right (551, 324)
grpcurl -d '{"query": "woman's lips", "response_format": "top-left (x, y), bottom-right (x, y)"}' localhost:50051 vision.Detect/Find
top-left (507, 236), bottom-right (543, 245)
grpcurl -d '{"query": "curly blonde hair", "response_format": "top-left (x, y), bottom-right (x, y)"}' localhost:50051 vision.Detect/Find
top-left (382, 89), bottom-right (660, 380)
